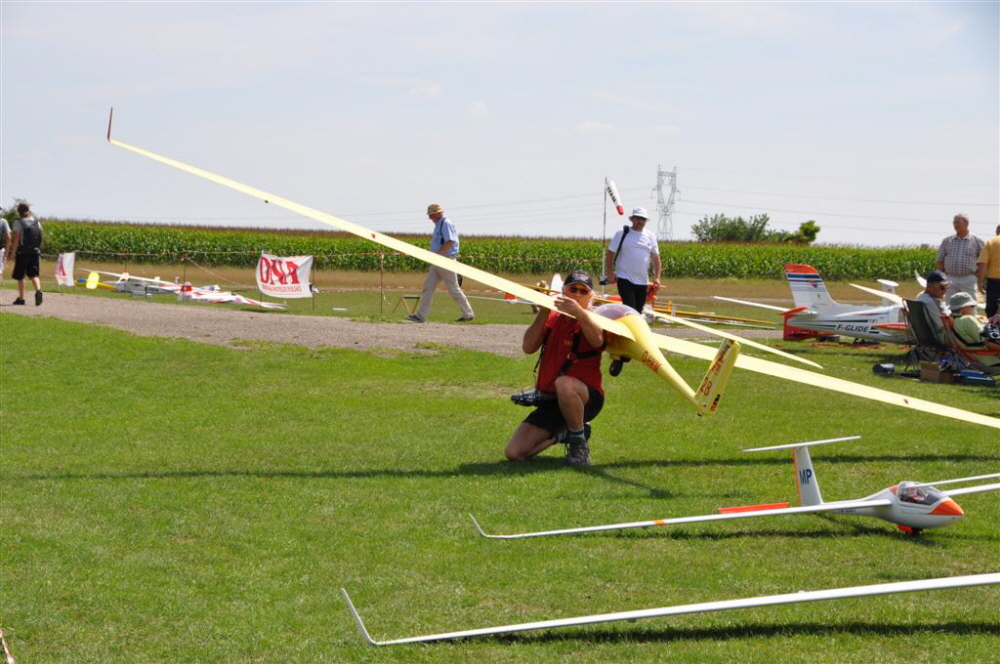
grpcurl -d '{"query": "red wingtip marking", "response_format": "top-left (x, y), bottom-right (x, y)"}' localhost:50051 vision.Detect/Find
top-left (784, 264), bottom-right (819, 275)
top-left (718, 502), bottom-right (790, 514)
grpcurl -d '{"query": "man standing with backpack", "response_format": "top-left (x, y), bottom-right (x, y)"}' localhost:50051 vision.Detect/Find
top-left (8, 202), bottom-right (44, 306)
top-left (603, 206), bottom-right (661, 314)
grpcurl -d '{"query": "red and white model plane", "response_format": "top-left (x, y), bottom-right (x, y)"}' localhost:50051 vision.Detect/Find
top-left (85, 270), bottom-right (284, 309)
top-left (717, 264), bottom-right (911, 343)
top-left (471, 436), bottom-right (1000, 538)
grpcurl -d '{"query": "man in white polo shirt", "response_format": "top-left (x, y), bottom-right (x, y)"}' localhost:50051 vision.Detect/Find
top-left (603, 206), bottom-right (661, 314)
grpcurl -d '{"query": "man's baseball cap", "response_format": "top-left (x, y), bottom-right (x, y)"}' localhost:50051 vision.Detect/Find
top-left (427, 203), bottom-right (444, 215)
top-left (564, 270), bottom-right (593, 291)
top-left (926, 270), bottom-right (950, 285)
top-left (629, 206), bottom-right (648, 220)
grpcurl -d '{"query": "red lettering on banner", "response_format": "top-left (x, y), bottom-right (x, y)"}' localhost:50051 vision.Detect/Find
top-left (259, 256), bottom-right (303, 285)
top-left (258, 256), bottom-right (273, 283)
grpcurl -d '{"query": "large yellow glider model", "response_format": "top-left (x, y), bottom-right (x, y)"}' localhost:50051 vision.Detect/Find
top-left (106, 110), bottom-right (1000, 430)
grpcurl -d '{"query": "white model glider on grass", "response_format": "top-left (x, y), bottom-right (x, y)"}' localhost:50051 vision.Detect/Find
top-left (84, 269), bottom-right (285, 309)
top-left (471, 436), bottom-right (1000, 539)
top-left (106, 110), bottom-right (1000, 429)
top-left (341, 572), bottom-right (999, 645)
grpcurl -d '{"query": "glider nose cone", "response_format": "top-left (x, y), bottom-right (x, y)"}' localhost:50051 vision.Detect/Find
top-left (930, 499), bottom-right (964, 518)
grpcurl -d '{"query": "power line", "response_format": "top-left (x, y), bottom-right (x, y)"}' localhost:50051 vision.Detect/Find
top-left (676, 199), bottom-right (951, 225)
top-left (683, 185), bottom-right (998, 208)
top-left (681, 165), bottom-right (1000, 189)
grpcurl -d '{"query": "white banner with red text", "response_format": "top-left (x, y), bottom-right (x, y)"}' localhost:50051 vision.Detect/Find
top-left (256, 253), bottom-right (314, 298)
top-left (55, 252), bottom-right (76, 287)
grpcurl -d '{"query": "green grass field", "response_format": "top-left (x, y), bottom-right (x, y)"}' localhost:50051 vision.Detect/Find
top-left (1, 303), bottom-right (998, 662)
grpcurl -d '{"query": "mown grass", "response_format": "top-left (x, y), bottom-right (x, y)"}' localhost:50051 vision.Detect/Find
top-left (1, 313), bottom-right (997, 663)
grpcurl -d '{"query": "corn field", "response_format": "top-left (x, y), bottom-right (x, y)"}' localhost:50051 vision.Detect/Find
top-left (44, 221), bottom-right (936, 280)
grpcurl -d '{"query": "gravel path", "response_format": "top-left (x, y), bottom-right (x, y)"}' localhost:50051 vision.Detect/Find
top-left (1, 289), bottom-right (780, 357)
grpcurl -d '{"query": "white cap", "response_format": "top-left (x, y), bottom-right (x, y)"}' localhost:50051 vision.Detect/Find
top-left (630, 206), bottom-right (648, 220)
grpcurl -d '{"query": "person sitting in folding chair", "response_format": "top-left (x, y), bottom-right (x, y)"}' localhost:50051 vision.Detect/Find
top-left (948, 292), bottom-right (1000, 375)
top-left (915, 270), bottom-right (951, 339)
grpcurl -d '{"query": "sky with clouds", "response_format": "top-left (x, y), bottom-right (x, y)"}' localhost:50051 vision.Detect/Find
top-left (2, 1), bottom-right (997, 248)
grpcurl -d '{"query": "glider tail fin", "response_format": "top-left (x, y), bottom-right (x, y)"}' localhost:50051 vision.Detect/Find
top-left (792, 445), bottom-right (824, 506)
top-left (693, 339), bottom-right (740, 417)
top-left (785, 264), bottom-right (836, 309)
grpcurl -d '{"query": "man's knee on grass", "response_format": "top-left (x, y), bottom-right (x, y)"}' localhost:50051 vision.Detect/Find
top-left (554, 375), bottom-right (589, 405)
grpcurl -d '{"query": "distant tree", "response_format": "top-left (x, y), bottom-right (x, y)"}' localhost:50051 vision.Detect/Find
top-left (691, 213), bottom-right (772, 242)
top-left (2, 198), bottom-right (29, 224)
top-left (692, 213), bottom-right (819, 245)
top-left (790, 220), bottom-right (820, 244)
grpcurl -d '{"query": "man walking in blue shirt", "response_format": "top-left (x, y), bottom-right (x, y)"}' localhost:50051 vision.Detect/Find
top-left (407, 203), bottom-right (475, 323)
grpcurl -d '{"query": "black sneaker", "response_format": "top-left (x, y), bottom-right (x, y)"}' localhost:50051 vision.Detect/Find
top-left (566, 434), bottom-right (591, 466)
top-left (455, 315), bottom-right (474, 322)
top-left (35, 290), bottom-right (43, 306)
top-left (12, 297), bottom-right (25, 305)
top-left (405, 314), bottom-right (425, 323)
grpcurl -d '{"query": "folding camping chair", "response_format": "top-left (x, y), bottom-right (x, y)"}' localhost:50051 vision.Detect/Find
top-left (902, 299), bottom-right (952, 369)
top-left (942, 316), bottom-right (1000, 376)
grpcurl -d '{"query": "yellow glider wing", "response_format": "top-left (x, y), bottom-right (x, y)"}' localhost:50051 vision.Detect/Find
top-left (649, 334), bottom-right (1000, 430)
top-left (106, 120), bottom-right (636, 337)
top-left (107, 114), bottom-right (999, 429)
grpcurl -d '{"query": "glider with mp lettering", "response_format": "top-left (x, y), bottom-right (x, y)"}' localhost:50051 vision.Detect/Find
top-left (105, 110), bottom-right (1000, 429)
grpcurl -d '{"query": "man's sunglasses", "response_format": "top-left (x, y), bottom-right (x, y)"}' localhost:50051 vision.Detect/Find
top-left (565, 285), bottom-right (591, 295)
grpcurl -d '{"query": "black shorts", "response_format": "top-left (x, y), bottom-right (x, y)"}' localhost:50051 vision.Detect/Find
top-left (12, 253), bottom-right (40, 280)
top-left (523, 385), bottom-right (604, 434)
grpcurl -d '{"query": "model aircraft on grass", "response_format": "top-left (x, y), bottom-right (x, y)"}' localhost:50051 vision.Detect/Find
top-left (105, 110), bottom-right (1000, 429)
top-left (471, 436), bottom-right (1000, 539)
top-left (716, 264), bottom-right (911, 344)
top-left (341, 572), bottom-right (1000, 645)
top-left (84, 270), bottom-right (285, 310)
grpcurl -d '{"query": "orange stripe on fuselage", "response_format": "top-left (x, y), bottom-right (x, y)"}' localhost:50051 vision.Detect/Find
top-left (930, 500), bottom-right (964, 517)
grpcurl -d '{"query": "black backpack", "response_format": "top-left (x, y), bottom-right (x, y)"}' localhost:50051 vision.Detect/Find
top-left (18, 220), bottom-right (42, 255)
